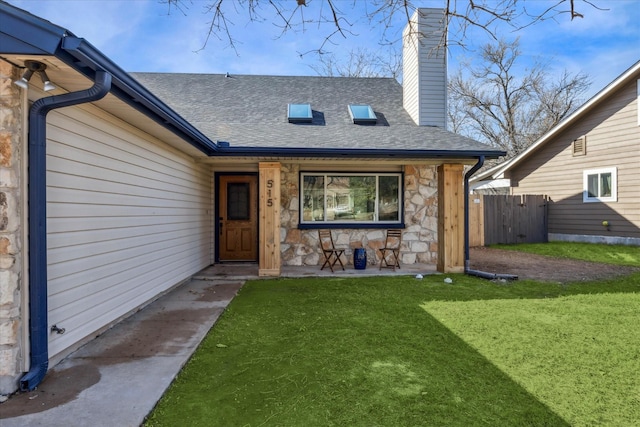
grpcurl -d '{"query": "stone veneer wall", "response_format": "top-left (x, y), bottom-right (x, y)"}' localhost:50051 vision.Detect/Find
top-left (0, 62), bottom-right (24, 394)
top-left (280, 163), bottom-right (438, 266)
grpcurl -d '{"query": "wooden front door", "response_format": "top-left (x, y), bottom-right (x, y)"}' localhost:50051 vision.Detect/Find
top-left (219, 175), bottom-right (258, 261)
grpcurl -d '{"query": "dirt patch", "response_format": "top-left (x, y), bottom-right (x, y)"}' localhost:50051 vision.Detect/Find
top-left (469, 247), bottom-right (638, 283)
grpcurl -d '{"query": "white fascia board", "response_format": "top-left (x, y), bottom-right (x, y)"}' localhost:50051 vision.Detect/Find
top-left (470, 179), bottom-right (511, 192)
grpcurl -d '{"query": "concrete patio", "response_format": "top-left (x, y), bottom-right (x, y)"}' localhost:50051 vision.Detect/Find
top-left (196, 262), bottom-right (437, 280)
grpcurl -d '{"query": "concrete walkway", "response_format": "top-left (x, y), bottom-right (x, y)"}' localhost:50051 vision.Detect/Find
top-left (0, 277), bottom-right (244, 427)
top-left (0, 263), bottom-right (435, 426)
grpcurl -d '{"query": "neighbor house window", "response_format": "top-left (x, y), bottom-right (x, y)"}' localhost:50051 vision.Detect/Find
top-left (300, 173), bottom-right (402, 226)
top-left (583, 167), bottom-right (617, 203)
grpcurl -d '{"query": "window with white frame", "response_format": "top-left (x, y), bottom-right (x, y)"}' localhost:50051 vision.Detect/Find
top-left (300, 173), bottom-right (402, 225)
top-left (583, 167), bottom-right (617, 203)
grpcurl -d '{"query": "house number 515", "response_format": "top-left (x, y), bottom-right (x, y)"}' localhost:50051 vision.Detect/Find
top-left (266, 179), bottom-right (274, 207)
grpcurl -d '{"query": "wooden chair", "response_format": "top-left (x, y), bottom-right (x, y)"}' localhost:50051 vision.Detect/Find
top-left (379, 229), bottom-right (402, 271)
top-left (318, 230), bottom-right (345, 272)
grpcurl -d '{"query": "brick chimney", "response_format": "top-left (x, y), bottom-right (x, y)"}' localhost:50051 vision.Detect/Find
top-left (403, 8), bottom-right (447, 129)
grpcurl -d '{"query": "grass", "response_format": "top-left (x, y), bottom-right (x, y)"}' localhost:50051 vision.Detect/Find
top-left (491, 241), bottom-right (640, 267)
top-left (145, 269), bottom-right (640, 426)
top-left (423, 292), bottom-right (640, 426)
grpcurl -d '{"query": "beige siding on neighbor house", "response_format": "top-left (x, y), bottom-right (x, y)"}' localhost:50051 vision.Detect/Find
top-left (508, 79), bottom-right (640, 238)
top-left (43, 103), bottom-right (212, 359)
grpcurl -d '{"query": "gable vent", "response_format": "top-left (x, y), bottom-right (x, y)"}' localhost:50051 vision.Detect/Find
top-left (572, 136), bottom-right (586, 156)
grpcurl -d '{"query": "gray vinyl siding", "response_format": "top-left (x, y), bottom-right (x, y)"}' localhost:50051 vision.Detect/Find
top-left (45, 104), bottom-right (212, 358)
top-left (509, 79), bottom-right (640, 239)
top-left (402, 8), bottom-right (447, 128)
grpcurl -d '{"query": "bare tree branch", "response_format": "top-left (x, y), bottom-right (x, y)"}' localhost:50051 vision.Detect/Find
top-left (309, 47), bottom-right (402, 79)
top-left (449, 38), bottom-right (591, 158)
top-left (198, 0), bottom-right (241, 54)
top-left (519, 0), bottom-right (609, 30)
top-left (162, 0), bottom-right (606, 56)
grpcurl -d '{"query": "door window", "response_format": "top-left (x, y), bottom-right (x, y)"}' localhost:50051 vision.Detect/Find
top-left (227, 183), bottom-right (250, 220)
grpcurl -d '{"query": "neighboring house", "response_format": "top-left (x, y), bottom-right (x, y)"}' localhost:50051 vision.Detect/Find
top-left (0, 3), bottom-right (503, 394)
top-left (470, 61), bottom-right (640, 245)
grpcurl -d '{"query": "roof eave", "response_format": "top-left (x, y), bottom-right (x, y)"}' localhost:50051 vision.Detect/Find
top-left (212, 146), bottom-right (506, 159)
top-left (59, 37), bottom-right (219, 155)
top-left (0, 2), bottom-right (70, 55)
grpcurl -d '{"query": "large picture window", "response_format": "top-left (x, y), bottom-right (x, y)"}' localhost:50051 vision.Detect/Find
top-left (300, 173), bottom-right (402, 226)
top-left (583, 167), bottom-right (617, 203)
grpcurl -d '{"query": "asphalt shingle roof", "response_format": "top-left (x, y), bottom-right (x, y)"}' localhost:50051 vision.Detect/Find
top-left (130, 72), bottom-right (501, 155)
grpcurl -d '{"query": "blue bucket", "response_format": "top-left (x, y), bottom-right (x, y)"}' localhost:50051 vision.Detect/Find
top-left (354, 248), bottom-right (367, 270)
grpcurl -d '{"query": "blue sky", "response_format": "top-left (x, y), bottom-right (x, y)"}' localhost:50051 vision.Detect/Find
top-left (7, 0), bottom-right (640, 99)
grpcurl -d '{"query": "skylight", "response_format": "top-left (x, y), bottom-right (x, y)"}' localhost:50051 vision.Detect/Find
top-left (348, 104), bottom-right (377, 124)
top-left (288, 103), bottom-right (313, 123)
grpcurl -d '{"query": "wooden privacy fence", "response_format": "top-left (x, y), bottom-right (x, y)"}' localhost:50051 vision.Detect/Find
top-left (469, 194), bottom-right (548, 246)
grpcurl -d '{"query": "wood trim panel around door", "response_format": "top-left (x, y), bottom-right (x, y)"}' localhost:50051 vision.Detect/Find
top-left (218, 174), bottom-right (258, 261)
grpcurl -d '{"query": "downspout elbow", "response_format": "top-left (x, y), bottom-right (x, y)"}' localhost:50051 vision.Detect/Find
top-left (20, 71), bottom-right (112, 392)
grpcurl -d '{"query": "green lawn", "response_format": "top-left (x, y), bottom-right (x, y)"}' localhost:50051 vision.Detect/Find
top-left (145, 269), bottom-right (640, 426)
